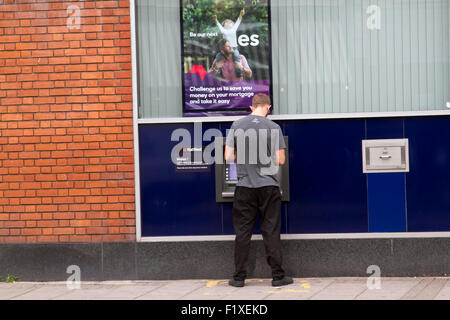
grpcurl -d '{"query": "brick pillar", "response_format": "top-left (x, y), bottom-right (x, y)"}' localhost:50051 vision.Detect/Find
top-left (0, 0), bottom-right (136, 243)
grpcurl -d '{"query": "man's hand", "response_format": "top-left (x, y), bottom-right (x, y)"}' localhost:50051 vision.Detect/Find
top-left (234, 61), bottom-right (244, 71)
top-left (212, 15), bottom-right (218, 23)
top-left (210, 59), bottom-right (224, 75)
top-left (215, 59), bottom-right (224, 69)
top-left (240, 8), bottom-right (245, 18)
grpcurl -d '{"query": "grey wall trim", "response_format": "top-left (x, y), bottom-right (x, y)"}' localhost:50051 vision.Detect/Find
top-left (136, 110), bottom-right (450, 124)
top-left (1, 238), bottom-right (450, 281)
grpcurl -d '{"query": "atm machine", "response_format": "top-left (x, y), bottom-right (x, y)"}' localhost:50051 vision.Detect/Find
top-left (214, 137), bottom-right (290, 203)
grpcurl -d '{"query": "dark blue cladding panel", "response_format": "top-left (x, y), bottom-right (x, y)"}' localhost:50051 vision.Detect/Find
top-left (366, 118), bottom-right (407, 232)
top-left (366, 118), bottom-right (404, 139)
top-left (367, 173), bottom-right (407, 232)
top-left (283, 119), bottom-right (368, 233)
top-left (139, 116), bottom-right (450, 237)
top-left (405, 117), bottom-right (450, 232)
top-left (139, 123), bottom-right (223, 236)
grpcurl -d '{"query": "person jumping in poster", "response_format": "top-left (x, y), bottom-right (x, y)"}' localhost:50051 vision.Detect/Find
top-left (212, 7), bottom-right (245, 78)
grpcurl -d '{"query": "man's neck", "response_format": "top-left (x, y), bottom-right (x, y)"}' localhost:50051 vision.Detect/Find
top-left (251, 110), bottom-right (268, 117)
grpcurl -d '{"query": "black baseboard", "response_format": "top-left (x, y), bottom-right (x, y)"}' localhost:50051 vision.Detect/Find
top-left (1, 238), bottom-right (450, 281)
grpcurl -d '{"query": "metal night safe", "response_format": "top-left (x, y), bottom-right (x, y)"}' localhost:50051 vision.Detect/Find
top-left (362, 139), bottom-right (409, 173)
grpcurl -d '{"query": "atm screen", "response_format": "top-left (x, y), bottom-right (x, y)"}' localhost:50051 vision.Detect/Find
top-left (226, 162), bottom-right (238, 184)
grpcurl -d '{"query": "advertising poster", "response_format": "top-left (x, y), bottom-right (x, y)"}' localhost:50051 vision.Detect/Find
top-left (181, 0), bottom-right (272, 116)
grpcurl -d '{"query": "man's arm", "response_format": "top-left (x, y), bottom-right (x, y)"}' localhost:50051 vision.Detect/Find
top-left (237, 55), bottom-right (252, 78)
top-left (242, 65), bottom-right (252, 79)
top-left (224, 145), bottom-right (236, 163)
top-left (209, 59), bottom-right (224, 76)
top-left (225, 126), bottom-right (236, 162)
top-left (209, 59), bottom-right (218, 75)
top-left (274, 126), bottom-right (286, 166)
top-left (276, 148), bottom-right (285, 166)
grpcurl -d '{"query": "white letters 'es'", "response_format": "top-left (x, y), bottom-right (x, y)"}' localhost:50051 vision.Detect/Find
top-left (238, 34), bottom-right (260, 47)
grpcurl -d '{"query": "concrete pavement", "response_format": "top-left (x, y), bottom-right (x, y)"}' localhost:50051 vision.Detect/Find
top-left (2, 277), bottom-right (450, 300)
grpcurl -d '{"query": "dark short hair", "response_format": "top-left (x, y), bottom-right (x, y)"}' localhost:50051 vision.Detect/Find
top-left (252, 93), bottom-right (271, 107)
top-left (217, 38), bottom-right (229, 52)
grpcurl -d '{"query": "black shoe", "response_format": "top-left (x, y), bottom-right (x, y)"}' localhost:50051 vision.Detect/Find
top-left (229, 279), bottom-right (245, 287)
top-left (272, 276), bottom-right (293, 287)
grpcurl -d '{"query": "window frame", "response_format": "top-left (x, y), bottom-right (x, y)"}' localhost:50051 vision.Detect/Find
top-left (130, 0), bottom-right (450, 242)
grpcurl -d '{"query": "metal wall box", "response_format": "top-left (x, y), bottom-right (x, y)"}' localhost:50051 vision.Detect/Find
top-left (362, 139), bottom-right (409, 173)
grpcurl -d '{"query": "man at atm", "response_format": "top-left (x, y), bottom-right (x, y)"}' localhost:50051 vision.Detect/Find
top-left (224, 93), bottom-right (293, 288)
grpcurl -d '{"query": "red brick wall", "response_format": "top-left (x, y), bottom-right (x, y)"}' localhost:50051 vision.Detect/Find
top-left (0, 0), bottom-right (136, 243)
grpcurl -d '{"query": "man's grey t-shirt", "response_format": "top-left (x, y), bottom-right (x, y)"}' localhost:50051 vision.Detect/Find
top-left (225, 114), bottom-right (286, 188)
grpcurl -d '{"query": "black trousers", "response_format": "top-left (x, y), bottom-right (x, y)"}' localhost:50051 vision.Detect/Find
top-left (232, 185), bottom-right (285, 281)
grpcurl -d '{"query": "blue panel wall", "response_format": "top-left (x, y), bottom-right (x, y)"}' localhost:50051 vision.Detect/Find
top-left (139, 115), bottom-right (450, 237)
top-left (366, 118), bottom-right (404, 139)
top-left (367, 173), bottom-right (407, 232)
top-left (283, 119), bottom-right (367, 233)
top-left (139, 123), bottom-right (222, 236)
top-left (366, 118), bottom-right (407, 232)
top-left (405, 117), bottom-right (450, 231)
